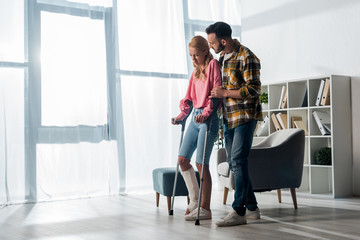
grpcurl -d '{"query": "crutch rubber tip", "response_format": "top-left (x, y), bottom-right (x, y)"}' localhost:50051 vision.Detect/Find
top-left (195, 219), bottom-right (200, 225)
top-left (169, 210), bottom-right (174, 215)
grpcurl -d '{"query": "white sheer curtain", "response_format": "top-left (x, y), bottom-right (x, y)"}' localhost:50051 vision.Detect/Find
top-left (0, 68), bottom-right (25, 204)
top-left (118, 0), bottom-right (242, 192)
top-left (0, 0), bottom-right (242, 205)
top-left (0, 0), bottom-right (26, 205)
top-left (116, 0), bottom-right (188, 193)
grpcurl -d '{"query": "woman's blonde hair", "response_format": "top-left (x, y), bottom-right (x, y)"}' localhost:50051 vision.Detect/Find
top-left (189, 36), bottom-right (213, 79)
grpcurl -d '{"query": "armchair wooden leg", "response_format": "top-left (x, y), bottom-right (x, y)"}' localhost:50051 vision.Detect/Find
top-left (167, 196), bottom-right (171, 212)
top-left (156, 192), bottom-right (160, 207)
top-left (277, 189), bottom-right (282, 203)
top-left (223, 187), bottom-right (229, 205)
top-left (290, 188), bottom-right (298, 209)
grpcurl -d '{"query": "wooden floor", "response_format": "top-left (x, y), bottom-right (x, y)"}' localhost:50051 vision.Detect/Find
top-left (1, 190), bottom-right (360, 240)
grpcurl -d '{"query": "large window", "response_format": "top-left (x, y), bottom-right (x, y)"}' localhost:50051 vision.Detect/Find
top-left (33, 1), bottom-right (120, 201)
top-left (41, 12), bottom-right (107, 126)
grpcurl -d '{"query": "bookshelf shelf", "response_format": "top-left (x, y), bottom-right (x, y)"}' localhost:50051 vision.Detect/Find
top-left (309, 106), bottom-right (331, 109)
top-left (255, 75), bottom-right (352, 198)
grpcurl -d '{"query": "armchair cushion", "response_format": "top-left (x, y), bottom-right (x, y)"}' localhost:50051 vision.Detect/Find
top-left (218, 162), bottom-right (230, 177)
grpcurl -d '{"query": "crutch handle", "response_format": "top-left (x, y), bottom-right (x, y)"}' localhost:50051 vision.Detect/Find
top-left (171, 102), bottom-right (193, 131)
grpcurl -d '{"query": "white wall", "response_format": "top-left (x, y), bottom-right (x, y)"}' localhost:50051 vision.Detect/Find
top-left (241, 0), bottom-right (360, 196)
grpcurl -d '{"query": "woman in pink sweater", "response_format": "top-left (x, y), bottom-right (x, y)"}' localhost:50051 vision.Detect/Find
top-left (172, 36), bottom-right (222, 220)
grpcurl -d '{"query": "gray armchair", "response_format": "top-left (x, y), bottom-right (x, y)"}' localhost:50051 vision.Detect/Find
top-left (217, 128), bottom-right (305, 209)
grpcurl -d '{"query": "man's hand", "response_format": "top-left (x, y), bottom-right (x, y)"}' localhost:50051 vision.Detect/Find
top-left (210, 86), bottom-right (227, 98)
top-left (211, 86), bottom-right (243, 99)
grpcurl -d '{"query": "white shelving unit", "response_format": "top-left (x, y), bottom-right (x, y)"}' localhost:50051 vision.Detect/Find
top-left (253, 75), bottom-right (352, 198)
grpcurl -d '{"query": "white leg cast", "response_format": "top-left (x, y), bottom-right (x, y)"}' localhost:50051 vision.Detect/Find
top-left (181, 167), bottom-right (199, 213)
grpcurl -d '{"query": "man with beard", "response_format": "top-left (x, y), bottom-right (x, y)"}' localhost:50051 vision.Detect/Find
top-left (206, 22), bottom-right (262, 227)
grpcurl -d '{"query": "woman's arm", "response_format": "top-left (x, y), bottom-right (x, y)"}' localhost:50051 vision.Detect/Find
top-left (200, 60), bottom-right (222, 121)
top-left (175, 74), bottom-right (194, 122)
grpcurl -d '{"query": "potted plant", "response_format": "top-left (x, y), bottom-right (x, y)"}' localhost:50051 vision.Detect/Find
top-left (315, 147), bottom-right (331, 165)
top-left (260, 92), bottom-right (268, 110)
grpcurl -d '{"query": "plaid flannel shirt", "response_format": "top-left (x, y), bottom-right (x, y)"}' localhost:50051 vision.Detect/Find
top-left (219, 40), bottom-right (262, 129)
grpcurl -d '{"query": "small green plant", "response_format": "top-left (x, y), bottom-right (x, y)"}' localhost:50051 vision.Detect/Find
top-left (260, 92), bottom-right (268, 104)
top-left (215, 109), bottom-right (224, 148)
top-left (315, 147), bottom-right (331, 165)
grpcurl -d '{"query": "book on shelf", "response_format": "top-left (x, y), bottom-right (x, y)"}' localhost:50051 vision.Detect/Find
top-left (280, 86), bottom-right (288, 109)
top-left (254, 121), bottom-right (261, 135)
top-left (315, 79), bottom-right (325, 106)
top-left (320, 78), bottom-right (330, 106)
top-left (313, 110), bottom-right (331, 135)
top-left (301, 88), bottom-right (308, 107)
top-left (323, 123), bottom-right (331, 132)
top-left (276, 112), bottom-right (288, 129)
top-left (294, 120), bottom-right (308, 136)
top-left (271, 113), bottom-right (282, 131)
top-left (278, 86), bottom-right (286, 109)
top-left (255, 115), bottom-right (269, 136)
top-left (291, 116), bottom-right (302, 128)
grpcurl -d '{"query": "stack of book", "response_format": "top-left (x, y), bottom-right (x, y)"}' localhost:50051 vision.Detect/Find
top-left (271, 112), bottom-right (287, 131)
top-left (315, 78), bottom-right (331, 106)
top-left (271, 113), bottom-right (309, 135)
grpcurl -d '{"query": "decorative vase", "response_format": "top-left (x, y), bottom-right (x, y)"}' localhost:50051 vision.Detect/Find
top-left (261, 103), bottom-right (268, 110)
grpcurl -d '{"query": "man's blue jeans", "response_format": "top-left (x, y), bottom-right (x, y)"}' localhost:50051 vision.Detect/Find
top-left (224, 119), bottom-right (258, 216)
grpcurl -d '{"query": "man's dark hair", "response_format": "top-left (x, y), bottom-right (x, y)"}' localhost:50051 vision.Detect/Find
top-left (205, 22), bottom-right (232, 39)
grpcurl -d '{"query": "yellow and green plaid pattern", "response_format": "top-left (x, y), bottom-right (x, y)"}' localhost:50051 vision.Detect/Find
top-left (219, 40), bottom-right (262, 129)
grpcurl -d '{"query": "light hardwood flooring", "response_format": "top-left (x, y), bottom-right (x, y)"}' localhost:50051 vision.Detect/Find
top-left (1, 189), bottom-right (360, 240)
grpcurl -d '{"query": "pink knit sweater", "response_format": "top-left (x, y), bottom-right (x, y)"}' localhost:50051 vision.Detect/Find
top-left (177, 59), bottom-right (222, 121)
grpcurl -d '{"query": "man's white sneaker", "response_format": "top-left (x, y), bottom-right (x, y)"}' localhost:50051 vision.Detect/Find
top-left (246, 208), bottom-right (260, 219)
top-left (216, 210), bottom-right (247, 227)
top-left (184, 207), bottom-right (212, 221)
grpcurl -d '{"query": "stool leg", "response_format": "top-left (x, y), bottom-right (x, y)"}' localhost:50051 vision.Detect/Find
top-left (223, 187), bottom-right (229, 205)
top-left (156, 192), bottom-right (160, 207)
top-left (167, 196), bottom-right (171, 212)
top-left (277, 189), bottom-right (282, 203)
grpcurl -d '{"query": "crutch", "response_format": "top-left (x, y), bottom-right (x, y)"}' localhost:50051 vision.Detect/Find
top-left (169, 102), bottom-right (193, 216)
top-left (195, 98), bottom-right (220, 225)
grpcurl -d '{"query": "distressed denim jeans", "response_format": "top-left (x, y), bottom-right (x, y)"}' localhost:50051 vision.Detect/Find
top-left (179, 108), bottom-right (219, 165)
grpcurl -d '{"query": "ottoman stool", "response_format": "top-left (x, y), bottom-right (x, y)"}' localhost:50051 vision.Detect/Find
top-left (152, 167), bottom-right (200, 211)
